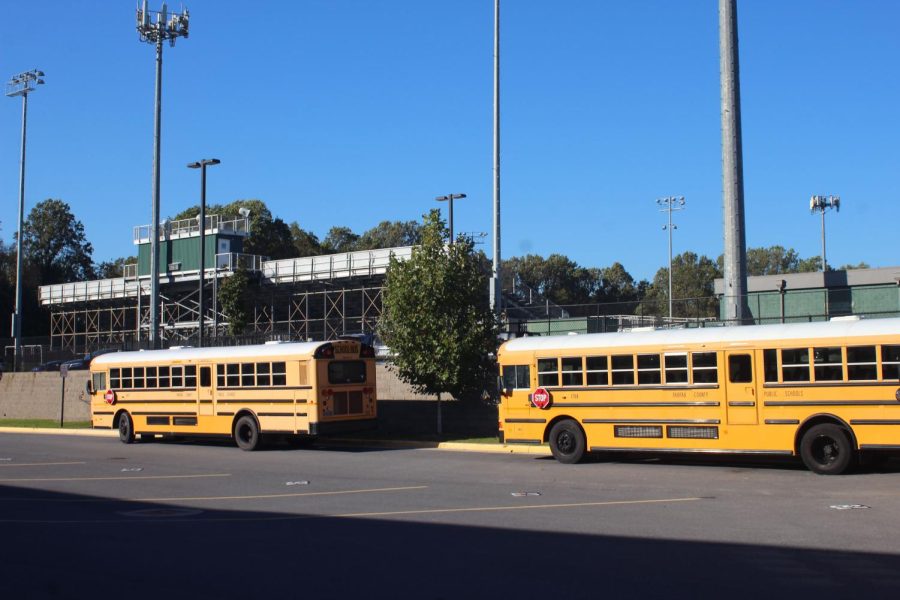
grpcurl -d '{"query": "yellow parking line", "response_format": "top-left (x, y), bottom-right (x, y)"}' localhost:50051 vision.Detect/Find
top-left (0, 473), bottom-right (231, 483)
top-left (136, 485), bottom-right (429, 502)
top-left (337, 496), bottom-right (704, 518)
top-left (0, 461), bottom-right (86, 468)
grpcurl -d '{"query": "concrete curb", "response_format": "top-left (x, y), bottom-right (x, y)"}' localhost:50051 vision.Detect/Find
top-left (0, 427), bottom-right (551, 456)
top-left (0, 426), bottom-right (117, 437)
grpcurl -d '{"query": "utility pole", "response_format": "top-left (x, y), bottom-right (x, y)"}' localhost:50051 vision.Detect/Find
top-left (490, 0), bottom-right (502, 318)
top-left (136, 1), bottom-right (189, 348)
top-left (188, 159), bottom-right (221, 348)
top-left (6, 69), bottom-right (45, 371)
top-left (657, 196), bottom-right (686, 319)
top-left (720, 0), bottom-right (749, 325)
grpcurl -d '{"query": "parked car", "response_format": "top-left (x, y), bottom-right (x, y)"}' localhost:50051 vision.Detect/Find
top-left (32, 359), bottom-right (66, 372)
top-left (62, 348), bottom-right (119, 371)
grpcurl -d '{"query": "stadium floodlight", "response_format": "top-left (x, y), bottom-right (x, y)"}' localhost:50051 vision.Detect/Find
top-left (136, 1), bottom-right (190, 348)
top-left (6, 69), bottom-right (46, 371)
top-left (810, 195), bottom-right (840, 271)
top-left (657, 196), bottom-right (686, 319)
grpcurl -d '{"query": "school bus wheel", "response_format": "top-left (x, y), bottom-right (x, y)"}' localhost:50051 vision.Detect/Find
top-left (800, 423), bottom-right (854, 475)
top-left (549, 419), bottom-right (586, 464)
top-left (117, 412), bottom-right (135, 445)
top-left (234, 415), bottom-right (262, 451)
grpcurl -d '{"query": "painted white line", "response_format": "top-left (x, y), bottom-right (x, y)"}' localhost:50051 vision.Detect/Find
top-left (0, 461), bottom-right (86, 468)
top-left (0, 473), bottom-right (231, 483)
top-left (337, 496), bottom-right (704, 518)
top-left (135, 485), bottom-right (428, 502)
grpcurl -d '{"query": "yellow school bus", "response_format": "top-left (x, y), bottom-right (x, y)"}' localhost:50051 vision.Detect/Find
top-left (87, 340), bottom-right (377, 450)
top-left (497, 317), bottom-right (900, 474)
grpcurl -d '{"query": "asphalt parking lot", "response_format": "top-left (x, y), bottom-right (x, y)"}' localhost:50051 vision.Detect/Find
top-left (2, 431), bottom-right (900, 599)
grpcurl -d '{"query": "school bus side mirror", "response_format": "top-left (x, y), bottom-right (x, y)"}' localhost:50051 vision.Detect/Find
top-left (85, 379), bottom-right (93, 395)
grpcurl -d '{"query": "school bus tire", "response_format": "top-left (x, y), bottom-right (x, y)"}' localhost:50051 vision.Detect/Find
top-left (799, 423), bottom-right (854, 475)
top-left (549, 419), bottom-right (586, 464)
top-left (234, 415), bottom-right (262, 451)
top-left (117, 412), bottom-right (135, 445)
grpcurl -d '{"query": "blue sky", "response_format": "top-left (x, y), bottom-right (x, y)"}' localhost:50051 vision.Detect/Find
top-left (1, 1), bottom-right (898, 282)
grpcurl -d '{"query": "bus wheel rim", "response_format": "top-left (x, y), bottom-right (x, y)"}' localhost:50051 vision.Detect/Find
top-left (812, 435), bottom-right (838, 465)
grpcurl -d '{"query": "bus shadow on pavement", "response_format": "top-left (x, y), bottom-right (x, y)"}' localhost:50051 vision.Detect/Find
top-left (2, 483), bottom-right (900, 598)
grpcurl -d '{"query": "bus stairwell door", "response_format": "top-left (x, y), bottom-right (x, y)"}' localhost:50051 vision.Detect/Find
top-left (724, 351), bottom-right (758, 425)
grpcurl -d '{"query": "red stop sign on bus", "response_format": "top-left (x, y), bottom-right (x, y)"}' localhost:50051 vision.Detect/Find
top-left (532, 387), bottom-right (551, 409)
top-left (104, 389), bottom-right (116, 405)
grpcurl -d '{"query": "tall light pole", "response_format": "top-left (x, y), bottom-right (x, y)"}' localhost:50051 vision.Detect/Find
top-left (490, 0), bottom-right (502, 318)
top-left (435, 193), bottom-right (466, 243)
top-left (137, 1), bottom-right (189, 348)
top-left (657, 196), bottom-right (685, 319)
top-left (720, 0), bottom-right (749, 325)
top-left (810, 195), bottom-right (840, 271)
top-left (188, 159), bottom-right (220, 348)
top-left (6, 69), bottom-right (45, 371)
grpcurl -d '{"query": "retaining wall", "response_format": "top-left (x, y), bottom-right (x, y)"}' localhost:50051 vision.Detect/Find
top-left (0, 364), bottom-right (498, 436)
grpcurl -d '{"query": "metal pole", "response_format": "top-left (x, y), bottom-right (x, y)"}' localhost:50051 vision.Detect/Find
top-left (448, 197), bottom-right (454, 244)
top-left (490, 0), bottom-right (502, 317)
top-left (13, 92), bottom-right (28, 371)
top-left (149, 38), bottom-right (163, 348)
top-left (59, 375), bottom-right (66, 428)
top-left (667, 205), bottom-right (674, 319)
top-left (198, 163), bottom-right (207, 348)
top-left (720, 0), bottom-right (749, 325)
top-left (820, 208), bottom-right (826, 271)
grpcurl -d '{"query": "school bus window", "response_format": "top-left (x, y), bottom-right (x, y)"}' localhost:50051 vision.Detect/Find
top-left (763, 349), bottom-right (778, 383)
top-left (257, 362), bottom-right (271, 386)
top-left (781, 348), bottom-right (810, 382)
top-left (328, 360), bottom-right (366, 384)
top-left (185, 365), bottom-right (197, 388)
top-left (883, 345), bottom-right (900, 380)
top-left (226, 363), bottom-right (239, 387)
top-left (664, 354), bottom-right (688, 384)
top-left (637, 354), bottom-right (661, 384)
top-left (110, 368), bottom-right (121, 388)
top-left (121, 367), bottom-right (133, 389)
top-left (171, 366), bottom-right (184, 388)
top-left (241, 363), bottom-right (255, 387)
top-left (134, 367), bottom-right (145, 389)
top-left (537, 358), bottom-right (559, 387)
top-left (813, 347), bottom-right (843, 381)
top-left (502, 365), bottom-right (530, 390)
top-left (691, 352), bottom-right (718, 384)
top-left (92, 372), bottom-right (106, 392)
top-left (728, 354), bottom-right (752, 383)
top-left (216, 364), bottom-right (225, 387)
top-left (272, 362), bottom-right (287, 386)
top-left (585, 356), bottom-right (608, 386)
top-left (611, 355), bottom-right (635, 385)
top-left (146, 366), bottom-right (157, 388)
top-left (561, 357), bottom-right (583, 386)
top-left (159, 366), bottom-right (170, 388)
top-left (847, 346), bottom-right (876, 380)
top-left (200, 366), bottom-right (211, 387)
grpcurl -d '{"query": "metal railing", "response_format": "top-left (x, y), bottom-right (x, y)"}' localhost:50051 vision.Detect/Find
top-left (132, 214), bottom-right (250, 244)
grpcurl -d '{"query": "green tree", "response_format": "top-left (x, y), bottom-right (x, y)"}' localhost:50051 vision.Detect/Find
top-left (502, 254), bottom-right (594, 306)
top-left (717, 246), bottom-right (822, 275)
top-left (218, 268), bottom-right (252, 336)
top-left (96, 256), bottom-right (136, 279)
top-left (591, 262), bottom-right (646, 312)
top-left (289, 222), bottom-right (323, 257)
top-left (245, 217), bottom-right (295, 260)
top-left (379, 209), bottom-right (499, 402)
top-left (644, 251), bottom-right (720, 318)
top-left (839, 261), bottom-right (870, 270)
top-left (22, 199), bottom-right (95, 284)
top-left (356, 220), bottom-right (423, 250)
top-left (322, 226), bottom-right (360, 253)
